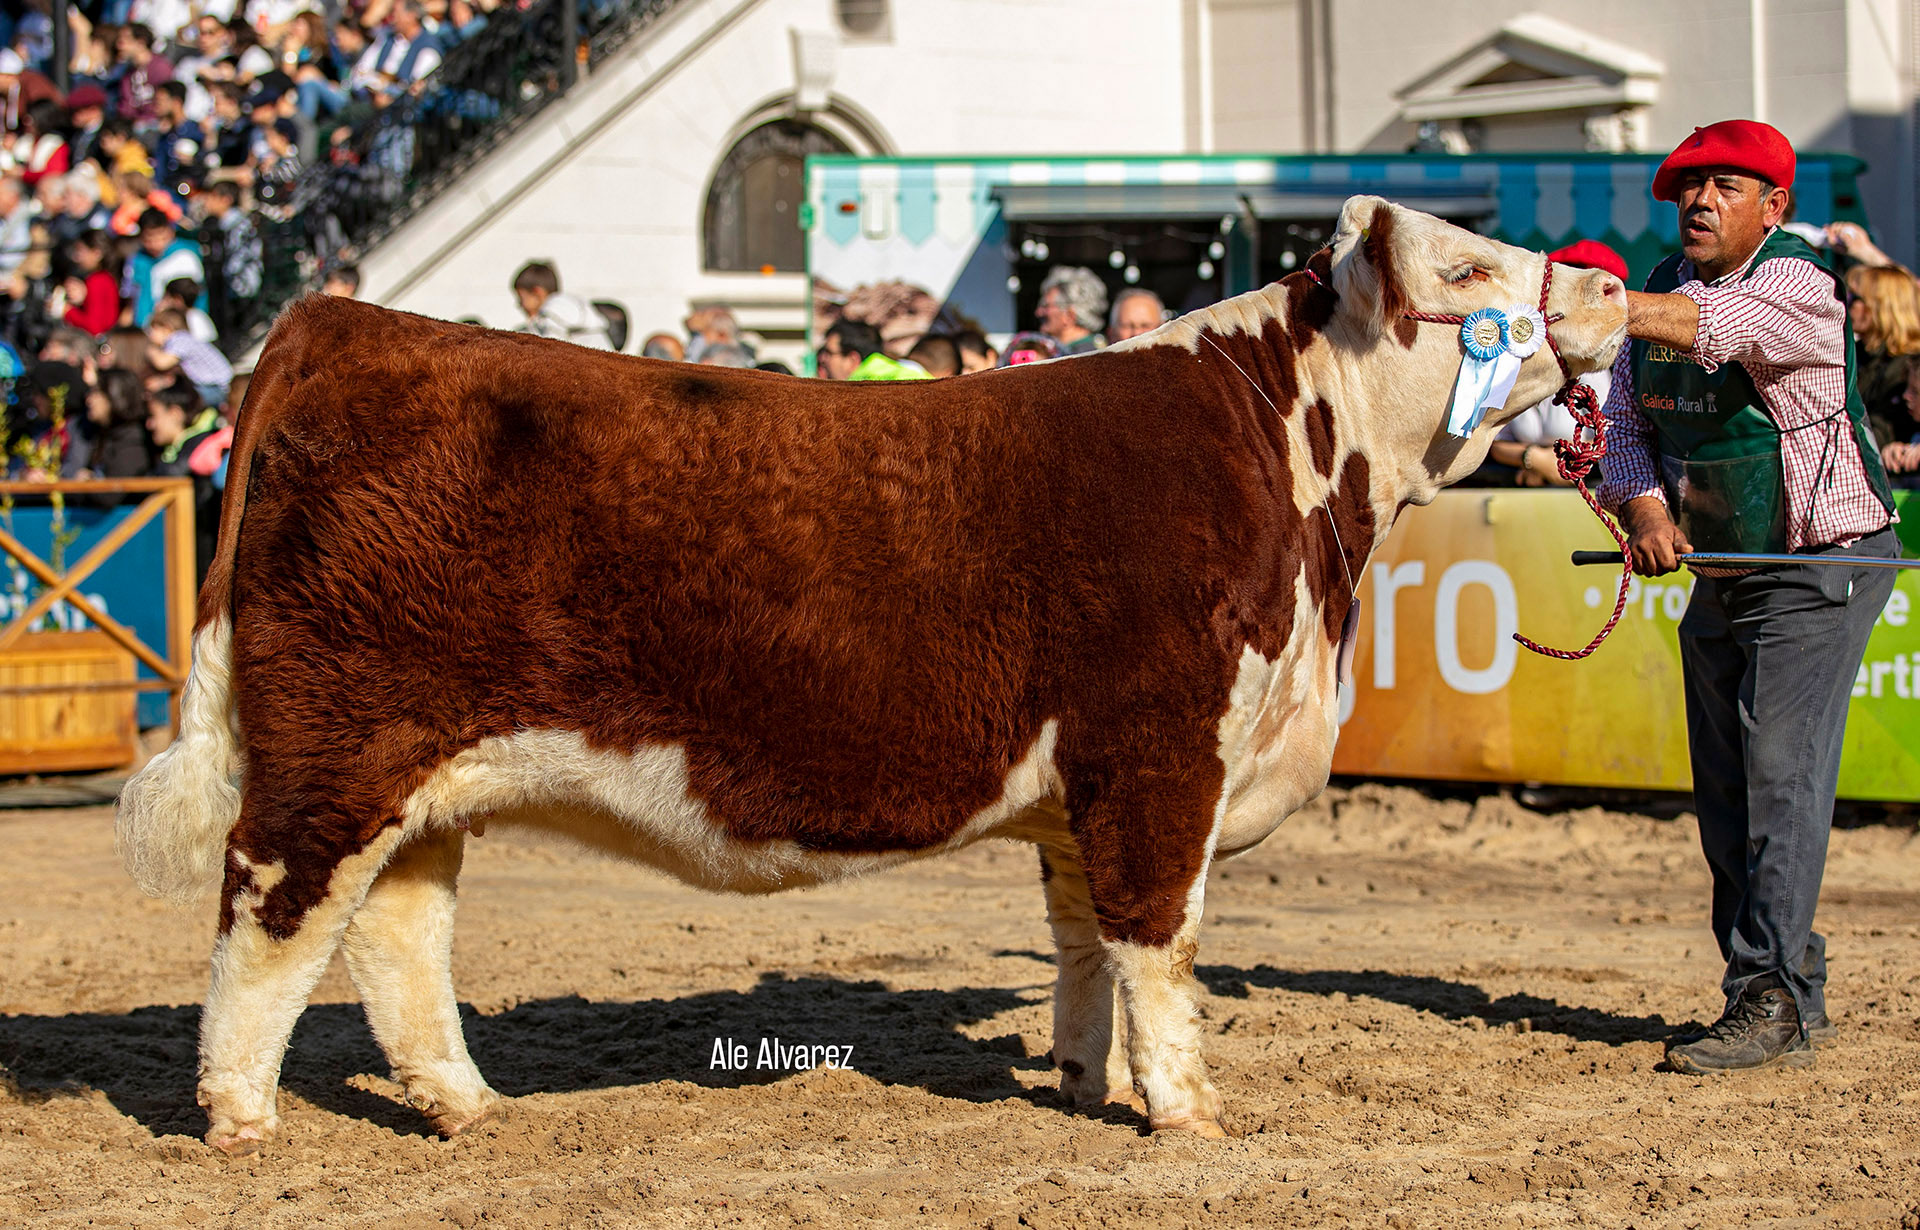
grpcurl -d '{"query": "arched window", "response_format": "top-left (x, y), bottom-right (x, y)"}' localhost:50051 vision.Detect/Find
top-left (703, 120), bottom-right (849, 273)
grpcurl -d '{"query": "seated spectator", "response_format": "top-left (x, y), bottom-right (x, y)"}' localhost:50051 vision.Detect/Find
top-left (158, 278), bottom-right (219, 343)
top-left (115, 24), bottom-right (176, 131)
top-left (79, 366), bottom-right (153, 480)
top-left (349, 0), bottom-right (442, 104)
top-left (205, 82), bottom-right (255, 170)
top-left (510, 261), bottom-right (614, 350)
top-left (817, 319), bottom-right (927, 380)
top-left (99, 324), bottom-right (157, 383)
top-left (639, 332), bottom-right (683, 361)
top-left (151, 81), bottom-right (206, 196)
top-left (8, 98), bottom-right (68, 186)
top-left (322, 263), bottom-right (360, 297)
top-left (1108, 287), bottom-right (1165, 342)
top-left (754, 360), bottom-right (793, 375)
top-left (0, 49), bottom-right (60, 139)
top-left (252, 117), bottom-right (303, 218)
top-left (906, 333), bottom-right (960, 377)
top-left (122, 208), bottom-right (207, 327)
top-left (1481, 240), bottom-right (1627, 487)
top-left (56, 167), bottom-right (112, 243)
top-left (1845, 263), bottom-right (1920, 447)
top-left (110, 169), bottom-right (186, 237)
top-left (197, 181), bottom-right (262, 333)
top-left (699, 342), bottom-right (755, 368)
top-left (954, 329), bottom-right (997, 373)
top-left (1886, 361), bottom-right (1920, 487)
top-left (999, 331), bottom-right (1058, 366)
top-left (146, 305), bottom-right (232, 405)
top-left (65, 85), bottom-right (109, 167)
top-left (0, 174), bottom-right (30, 274)
top-left (684, 306), bottom-right (752, 363)
top-left (145, 376), bottom-right (222, 582)
top-left (1036, 266), bottom-right (1107, 355)
top-left (39, 323), bottom-right (99, 366)
top-left (62, 230), bottom-right (122, 335)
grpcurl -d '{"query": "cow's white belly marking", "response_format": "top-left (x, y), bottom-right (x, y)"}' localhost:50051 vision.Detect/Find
top-left (1212, 611), bottom-right (1341, 858)
top-left (399, 721), bottom-right (1064, 893)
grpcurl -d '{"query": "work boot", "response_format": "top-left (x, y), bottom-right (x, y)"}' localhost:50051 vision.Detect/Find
top-left (1664, 975), bottom-right (1813, 1074)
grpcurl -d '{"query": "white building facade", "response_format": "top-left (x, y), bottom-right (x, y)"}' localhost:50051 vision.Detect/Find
top-left (358, 0), bottom-right (1920, 360)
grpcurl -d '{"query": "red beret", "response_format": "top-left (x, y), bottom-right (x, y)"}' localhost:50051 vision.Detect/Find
top-left (1652, 120), bottom-right (1795, 202)
top-left (65, 84), bottom-right (107, 111)
top-left (1548, 239), bottom-right (1628, 282)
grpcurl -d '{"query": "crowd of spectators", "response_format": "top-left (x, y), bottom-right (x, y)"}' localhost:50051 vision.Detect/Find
top-left (0, 0), bottom-right (524, 371)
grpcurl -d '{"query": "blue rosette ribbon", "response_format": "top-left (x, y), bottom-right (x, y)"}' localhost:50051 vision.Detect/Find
top-left (1445, 305), bottom-right (1546, 438)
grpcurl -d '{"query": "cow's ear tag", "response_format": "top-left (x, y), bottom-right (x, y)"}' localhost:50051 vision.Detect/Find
top-left (1337, 599), bottom-right (1361, 688)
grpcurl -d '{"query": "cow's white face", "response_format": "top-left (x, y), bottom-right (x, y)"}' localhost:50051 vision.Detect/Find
top-left (1324, 195), bottom-right (1628, 490)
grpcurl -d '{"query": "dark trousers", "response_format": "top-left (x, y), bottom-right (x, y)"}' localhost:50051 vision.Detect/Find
top-left (1677, 526), bottom-right (1898, 1020)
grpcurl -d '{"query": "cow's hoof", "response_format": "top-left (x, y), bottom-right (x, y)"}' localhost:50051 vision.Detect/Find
top-left (1101, 1089), bottom-right (1148, 1115)
top-left (1150, 1115), bottom-right (1228, 1139)
top-left (430, 1099), bottom-right (502, 1139)
top-left (206, 1122), bottom-right (271, 1156)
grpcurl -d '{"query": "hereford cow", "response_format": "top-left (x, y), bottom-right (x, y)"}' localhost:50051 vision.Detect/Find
top-left (118, 196), bottom-right (1626, 1153)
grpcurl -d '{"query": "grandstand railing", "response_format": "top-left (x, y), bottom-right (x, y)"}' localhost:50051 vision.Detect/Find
top-left (223, 0), bottom-right (682, 358)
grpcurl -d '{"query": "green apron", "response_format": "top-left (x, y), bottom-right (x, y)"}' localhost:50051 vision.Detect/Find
top-left (1630, 229), bottom-right (1894, 554)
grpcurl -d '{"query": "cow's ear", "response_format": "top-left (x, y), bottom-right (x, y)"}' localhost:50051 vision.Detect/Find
top-left (1329, 196), bottom-right (1409, 340)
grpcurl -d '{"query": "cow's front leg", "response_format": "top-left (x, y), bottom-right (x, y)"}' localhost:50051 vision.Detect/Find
top-left (1067, 757), bottom-right (1226, 1138)
top-left (199, 820), bottom-right (409, 1155)
top-left (1037, 844), bottom-right (1138, 1113)
top-left (340, 827), bottom-right (498, 1138)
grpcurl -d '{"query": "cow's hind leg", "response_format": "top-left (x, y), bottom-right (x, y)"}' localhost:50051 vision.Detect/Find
top-left (199, 820), bottom-right (411, 1154)
top-left (1069, 759), bottom-right (1226, 1137)
top-left (1038, 844), bottom-right (1138, 1113)
top-left (340, 828), bottom-right (498, 1137)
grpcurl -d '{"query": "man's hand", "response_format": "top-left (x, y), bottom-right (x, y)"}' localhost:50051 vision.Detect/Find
top-left (1620, 496), bottom-right (1692, 575)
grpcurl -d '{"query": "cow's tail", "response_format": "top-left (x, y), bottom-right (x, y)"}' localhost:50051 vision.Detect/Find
top-left (117, 309), bottom-right (298, 904)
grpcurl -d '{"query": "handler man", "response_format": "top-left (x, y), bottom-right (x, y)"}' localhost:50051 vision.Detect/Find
top-left (1601, 120), bottom-right (1899, 1074)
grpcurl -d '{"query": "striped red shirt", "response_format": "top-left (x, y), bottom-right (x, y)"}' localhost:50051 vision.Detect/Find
top-left (1597, 233), bottom-right (1894, 549)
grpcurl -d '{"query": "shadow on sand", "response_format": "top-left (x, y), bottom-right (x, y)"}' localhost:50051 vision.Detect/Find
top-left (0, 962), bottom-right (1678, 1141)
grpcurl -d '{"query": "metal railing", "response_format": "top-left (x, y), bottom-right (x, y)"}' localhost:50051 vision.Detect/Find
top-left (220, 0), bottom-right (682, 358)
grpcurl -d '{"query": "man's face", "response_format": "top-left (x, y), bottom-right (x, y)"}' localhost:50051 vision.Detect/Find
top-left (959, 345), bottom-right (995, 374)
top-left (158, 94), bottom-right (183, 123)
top-left (818, 335), bottom-right (859, 380)
top-left (1036, 288), bottom-right (1076, 339)
top-left (63, 186), bottom-right (93, 218)
top-left (117, 28), bottom-right (143, 61)
top-left (140, 226), bottom-right (172, 257)
top-left (1676, 168), bottom-right (1786, 275)
top-left (1111, 295), bottom-right (1162, 341)
top-left (393, 5), bottom-right (421, 37)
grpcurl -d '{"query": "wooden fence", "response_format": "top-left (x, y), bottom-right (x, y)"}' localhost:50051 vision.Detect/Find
top-left (0, 478), bottom-right (197, 774)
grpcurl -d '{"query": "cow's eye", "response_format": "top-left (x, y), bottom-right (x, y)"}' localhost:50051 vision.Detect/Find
top-left (1447, 265), bottom-right (1487, 285)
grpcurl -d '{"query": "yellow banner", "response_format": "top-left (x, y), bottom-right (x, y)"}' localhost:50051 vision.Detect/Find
top-left (1330, 489), bottom-right (1920, 802)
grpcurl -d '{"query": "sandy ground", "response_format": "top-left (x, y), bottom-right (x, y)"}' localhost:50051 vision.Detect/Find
top-left (3, 783), bottom-right (1919, 1229)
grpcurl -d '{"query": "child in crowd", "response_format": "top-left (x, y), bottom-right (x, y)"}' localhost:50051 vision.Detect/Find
top-left (60, 229), bottom-right (121, 335)
top-left (145, 306), bottom-right (233, 407)
top-left (157, 278), bottom-right (219, 343)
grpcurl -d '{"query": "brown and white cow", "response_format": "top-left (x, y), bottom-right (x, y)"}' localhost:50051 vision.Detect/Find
top-left (117, 196), bottom-right (1626, 1153)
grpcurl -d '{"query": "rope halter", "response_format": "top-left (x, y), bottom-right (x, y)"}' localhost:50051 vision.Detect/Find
top-left (1398, 259), bottom-right (1632, 661)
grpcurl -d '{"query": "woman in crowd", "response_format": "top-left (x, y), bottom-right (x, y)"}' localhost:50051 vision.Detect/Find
top-left (62, 229), bottom-right (122, 335)
top-left (1845, 263), bottom-right (1920, 449)
top-left (9, 99), bottom-right (71, 185)
top-left (79, 366), bottom-right (153, 480)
